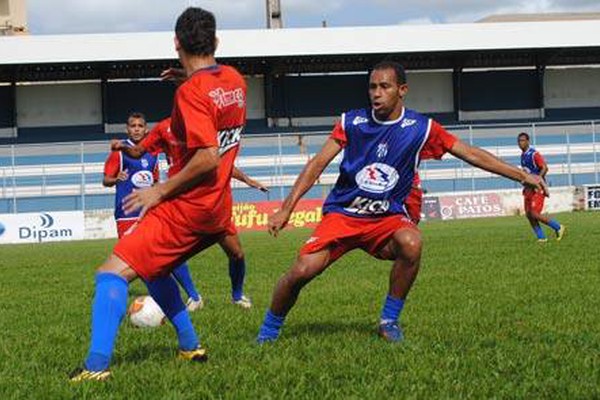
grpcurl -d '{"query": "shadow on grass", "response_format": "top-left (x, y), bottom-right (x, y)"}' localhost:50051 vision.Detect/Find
top-left (287, 320), bottom-right (374, 339)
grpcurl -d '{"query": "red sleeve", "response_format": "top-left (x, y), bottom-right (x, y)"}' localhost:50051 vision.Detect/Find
top-left (142, 122), bottom-right (166, 156)
top-left (329, 120), bottom-right (347, 148)
top-left (103, 151), bottom-right (121, 177)
top-left (176, 86), bottom-right (218, 149)
top-left (533, 152), bottom-right (546, 168)
top-left (420, 120), bottom-right (458, 161)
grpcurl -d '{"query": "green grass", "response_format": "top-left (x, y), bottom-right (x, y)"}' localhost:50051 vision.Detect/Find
top-left (1, 212), bottom-right (599, 399)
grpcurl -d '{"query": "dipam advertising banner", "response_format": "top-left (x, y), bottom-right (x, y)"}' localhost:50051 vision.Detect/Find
top-left (0, 211), bottom-right (85, 244)
top-left (438, 193), bottom-right (505, 220)
top-left (232, 199), bottom-right (323, 232)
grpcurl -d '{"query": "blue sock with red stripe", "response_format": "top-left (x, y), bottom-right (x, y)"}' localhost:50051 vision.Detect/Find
top-left (146, 275), bottom-right (199, 351)
top-left (84, 273), bottom-right (128, 371)
top-left (172, 262), bottom-right (201, 302)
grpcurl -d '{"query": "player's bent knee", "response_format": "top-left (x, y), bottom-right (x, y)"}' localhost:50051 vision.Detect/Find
top-left (289, 256), bottom-right (326, 283)
top-left (97, 254), bottom-right (138, 282)
top-left (393, 230), bottom-right (422, 261)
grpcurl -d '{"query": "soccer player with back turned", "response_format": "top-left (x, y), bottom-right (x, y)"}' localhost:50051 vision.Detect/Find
top-left (70, 7), bottom-right (246, 381)
top-left (257, 61), bottom-right (547, 344)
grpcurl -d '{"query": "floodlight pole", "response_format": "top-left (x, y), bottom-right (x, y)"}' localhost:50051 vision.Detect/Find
top-left (266, 0), bottom-right (283, 29)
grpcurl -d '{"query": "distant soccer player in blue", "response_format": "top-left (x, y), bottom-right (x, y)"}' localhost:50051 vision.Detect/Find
top-left (258, 61), bottom-right (547, 344)
top-left (518, 132), bottom-right (565, 242)
top-left (103, 112), bottom-right (203, 311)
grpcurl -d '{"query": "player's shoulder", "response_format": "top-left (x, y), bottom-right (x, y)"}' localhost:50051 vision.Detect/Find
top-left (340, 108), bottom-right (370, 128)
top-left (403, 108), bottom-right (430, 124)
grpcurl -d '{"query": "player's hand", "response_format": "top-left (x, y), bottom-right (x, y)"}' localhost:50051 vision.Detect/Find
top-left (110, 139), bottom-right (123, 151)
top-left (160, 67), bottom-right (187, 85)
top-left (247, 178), bottom-right (269, 193)
top-left (116, 170), bottom-right (129, 182)
top-left (522, 174), bottom-right (549, 197)
top-left (123, 185), bottom-right (163, 218)
top-left (268, 209), bottom-right (291, 237)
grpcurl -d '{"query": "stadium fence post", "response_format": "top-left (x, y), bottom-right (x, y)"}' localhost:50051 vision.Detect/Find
top-left (532, 123), bottom-right (536, 146)
top-left (80, 142), bottom-right (86, 212)
top-left (566, 129), bottom-right (572, 187)
top-left (592, 121), bottom-right (598, 184)
top-left (277, 133), bottom-right (284, 201)
top-left (469, 125), bottom-right (475, 192)
top-left (11, 144), bottom-right (16, 213)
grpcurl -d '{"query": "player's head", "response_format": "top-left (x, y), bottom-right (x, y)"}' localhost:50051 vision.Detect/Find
top-left (369, 61), bottom-right (408, 121)
top-left (174, 7), bottom-right (218, 59)
top-left (517, 132), bottom-right (530, 151)
top-left (126, 112), bottom-right (148, 143)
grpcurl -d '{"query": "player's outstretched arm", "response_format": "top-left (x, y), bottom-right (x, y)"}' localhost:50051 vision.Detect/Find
top-left (232, 167), bottom-right (269, 192)
top-left (268, 138), bottom-right (342, 236)
top-left (110, 140), bottom-right (146, 159)
top-left (449, 140), bottom-right (547, 194)
top-left (123, 147), bottom-right (219, 217)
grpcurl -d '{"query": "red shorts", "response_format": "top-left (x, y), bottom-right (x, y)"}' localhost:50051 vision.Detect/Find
top-left (524, 189), bottom-right (545, 214)
top-left (299, 212), bottom-right (417, 263)
top-left (116, 219), bottom-right (138, 239)
top-left (404, 188), bottom-right (423, 225)
top-left (113, 203), bottom-right (226, 281)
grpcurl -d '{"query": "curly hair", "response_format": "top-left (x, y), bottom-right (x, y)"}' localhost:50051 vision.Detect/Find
top-left (175, 7), bottom-right (217, 56)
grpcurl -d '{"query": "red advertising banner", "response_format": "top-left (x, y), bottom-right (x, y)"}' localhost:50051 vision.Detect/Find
top-left (232, 199), bottom-right (323, 232)
top-left (438, 193), bottom-right (505, 220)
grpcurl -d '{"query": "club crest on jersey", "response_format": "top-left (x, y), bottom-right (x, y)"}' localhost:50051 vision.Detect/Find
top-left (141, 159), bottom-right (149, 168)
top-left (376, 143), bottom-right (388, 158)
top-left (131, 170), bottom-right (154, 188)
top-left (353, 116), bottom-right (369, 126)
top-left (209, 87), bottom-right (245, 109)
top-left (401, 118), bottom-right (417, 128)
top-left (355, 163), bottom-right (399, 194)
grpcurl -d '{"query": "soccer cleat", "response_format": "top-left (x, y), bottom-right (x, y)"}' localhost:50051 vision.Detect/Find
top-left (537, 238), bottom-right (548, 243)
top-left (178, 346), bottom-right (208, 362)
top-left (378, 322), bottom-right (404, 343)
top-left (232, 295), bottom-right (252, 309)
top-left (69, 367), bottom-right (111, 382)
top-left (186, 297), bottom-right (204, 312)
top-left (556, 225), bottom-right (566, 241)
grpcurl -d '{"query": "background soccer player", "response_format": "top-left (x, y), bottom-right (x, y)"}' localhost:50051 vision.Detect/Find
top-left (104, 113), bottom-right (203, 312)
top-left (71, 7), bottom-right (247, 381)
top-left (113, 117), bottom-right (268, 308)
top-left (257, 61), bottom-right (546, 344)
top-left (518, 132), bottom-right (565, 242)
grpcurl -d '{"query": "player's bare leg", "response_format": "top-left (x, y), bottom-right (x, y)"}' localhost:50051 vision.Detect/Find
top-left (374, 228), bottom-right (422, 342)
top-left (528, 210), bottom-right (564, 241)
top-left (219, 234), bottom-right (252, 307)
top-left (257, 249), bottom-right (334, 343)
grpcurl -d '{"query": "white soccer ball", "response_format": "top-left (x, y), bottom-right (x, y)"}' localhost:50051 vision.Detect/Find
top-left (128, 296), bottom-right (166, 328)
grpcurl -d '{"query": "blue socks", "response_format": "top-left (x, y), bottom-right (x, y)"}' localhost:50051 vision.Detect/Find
top-left (146, 275), bottom-right (199, 351)
top-left (533, 225), bottom-right (546, 240)
top-left (548, 219), bottom-right (561, 232)
top-left (380, 294), bottom-right (405, 325)
top-left (229, 257), bottom-right (246, 301)
top-left (257, 310), bottom-right (285, 343)
top-left (85, 273), bottom-right (128, 372)
top-left (172, 262), bottom-right (201, 302)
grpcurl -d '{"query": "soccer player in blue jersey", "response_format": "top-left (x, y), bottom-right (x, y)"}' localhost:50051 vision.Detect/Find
top-left (257, 61), bottom-right (547, 343)
top-left (103, 112), bottom-right (203, 311)
top-left (518, 132), bottom-right (565, 242)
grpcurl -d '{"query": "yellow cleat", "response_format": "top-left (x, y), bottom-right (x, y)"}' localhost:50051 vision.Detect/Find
top-left (537, 238), bottom-right (548, 243)
top-left (178, 346), bottom-right (208, 362)
top-left (556, 225), bottom-right (566, 241)
top-left (69, 367), bottom-right (111, 382)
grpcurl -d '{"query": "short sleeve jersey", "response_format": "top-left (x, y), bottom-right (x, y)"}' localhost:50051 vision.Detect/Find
top-left (168, 64), bottom-right (246, 232)
top-left (325, 107), bottom-right (456, 217)
top-left (521, 147), bottom-right (545, 176)
top-left (141, 117), bottom-right (179, 177)
top-left (103, 139), bottom-right (159, 220)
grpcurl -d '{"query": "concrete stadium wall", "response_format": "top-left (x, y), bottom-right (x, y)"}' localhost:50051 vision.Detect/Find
top-left (16, 82), bottom-right (102, 127)
top-left (545, 68), bottom-right (600, 109)
top-left (405, 71), bottom-right (454, 114)
top-left (246, 76), bottom-right (265, 120)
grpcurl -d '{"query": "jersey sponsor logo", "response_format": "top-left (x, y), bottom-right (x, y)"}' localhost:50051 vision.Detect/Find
top-left (305, 236), bottom-right (319, 244)
top-left (352, 116), bottom-right (369, 126)
top-left (209, 87), bottom-right (245, 109)
top-left (344, 196), bottom-right (390, 215)
top-left (401, 118), bottom-right (417, 128)
top-left (218, 126), bottom-right (243, 155)
top-left (355, 163), bottom-right (399, 194)
top-left (131, 170), bottom-right (155, 188)
top-left (376, 143), bottom-right (388, 158)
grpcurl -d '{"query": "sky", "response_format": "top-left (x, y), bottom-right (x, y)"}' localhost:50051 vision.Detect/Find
top-left (27, 0), bottom-right (600, 34)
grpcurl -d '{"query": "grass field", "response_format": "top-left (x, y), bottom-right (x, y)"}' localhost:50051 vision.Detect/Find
top-left (1, 212), bottom-right (599, 399)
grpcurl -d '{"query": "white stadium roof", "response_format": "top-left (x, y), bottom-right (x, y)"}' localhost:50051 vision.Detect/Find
top-left (1, 20), bottom-right (600, 66)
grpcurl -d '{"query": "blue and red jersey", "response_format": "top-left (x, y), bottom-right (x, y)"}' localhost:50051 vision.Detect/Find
top-left (324, 107), bottom-right (457, 218)
top-left (103, 139), bottom-right (159, 221)
top-left (520, 147), bottom-right (545, 176)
